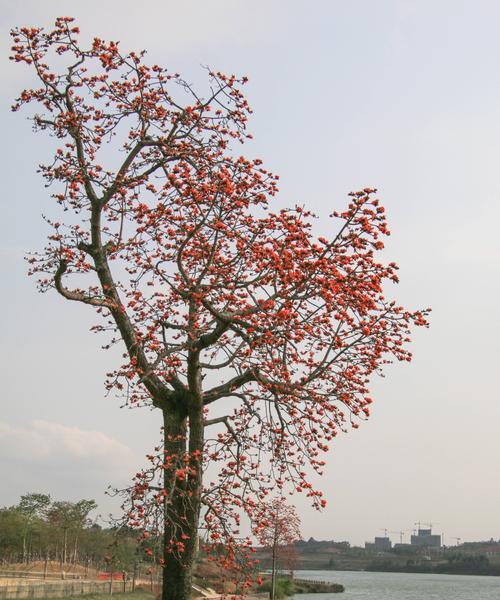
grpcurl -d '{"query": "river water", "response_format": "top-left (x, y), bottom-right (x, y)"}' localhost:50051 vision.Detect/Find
top-left (293, 569), bottom-right (500, 599)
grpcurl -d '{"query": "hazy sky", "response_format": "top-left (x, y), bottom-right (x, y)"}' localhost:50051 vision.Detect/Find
top-left (1, 0), bottom-right (499, 547)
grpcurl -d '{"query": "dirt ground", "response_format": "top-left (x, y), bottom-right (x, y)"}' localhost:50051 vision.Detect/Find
top-left (0, 561), bottom-right (100, 578)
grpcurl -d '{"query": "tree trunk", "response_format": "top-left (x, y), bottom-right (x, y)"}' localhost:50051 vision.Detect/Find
top-left (161, 404), bottom-right (203, 600)
top-left (73, 531), bottom-right (79, 564)
top-left (63, 527), bottom-right (68, 565)
top-left (22, 531), bottom-right (27, 564)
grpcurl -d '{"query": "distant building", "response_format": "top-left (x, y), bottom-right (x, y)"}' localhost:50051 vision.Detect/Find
top-left (411, 528), bottom-right (441, 548)
top-left (393, 543), bottom-right (413, 550)
top-left (365, 536), bottom-right (392, 551)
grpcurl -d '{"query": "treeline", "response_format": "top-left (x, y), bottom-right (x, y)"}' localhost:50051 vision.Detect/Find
top-left (294, 538), bottom-right (350, 550)
top-left (366, 553), bottom-right (500, 576)
top-left (0, 493), bottom-right (141, 571)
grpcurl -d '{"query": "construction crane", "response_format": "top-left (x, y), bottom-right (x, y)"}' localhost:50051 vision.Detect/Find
top-left (389, 530), bottom-right (406, 544)
top-left (415, 521), bottom-right (439, 531)
top-left (380, 528), bottom-right (389, 538)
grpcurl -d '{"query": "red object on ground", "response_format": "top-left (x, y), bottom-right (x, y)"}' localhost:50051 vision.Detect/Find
top-left (97, 572), bottom-right (125, 581)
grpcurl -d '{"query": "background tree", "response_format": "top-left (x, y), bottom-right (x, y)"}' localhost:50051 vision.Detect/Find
top-left (46, 499), bottom-right (97, 566)
top-left (0, 494), bottom-right (138, 573)
top-left (69, 500), bottom-right (99, 564)
top-left (252, 499), bottom-right (301, 600)
top-left (11, 17), bottom-right (429, 600)
top-left (17, 493), bottom-right (51, 563)
top-left (0, 508), bottom-right (26, 563)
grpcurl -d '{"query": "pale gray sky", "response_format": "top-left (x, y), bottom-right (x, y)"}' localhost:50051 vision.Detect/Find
top-left (1, 0), bottom-right (499, 546)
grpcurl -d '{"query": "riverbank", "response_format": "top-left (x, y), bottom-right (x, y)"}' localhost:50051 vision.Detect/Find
top-left (293, 569), bottom-right (500, 600)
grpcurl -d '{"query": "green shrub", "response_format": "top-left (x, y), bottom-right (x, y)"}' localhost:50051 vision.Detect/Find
top-left (257, 578), bottom-right (296, 599)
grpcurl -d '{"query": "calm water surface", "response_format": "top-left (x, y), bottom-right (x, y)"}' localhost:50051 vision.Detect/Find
top-left (294, 569), bottom-right (500, 599)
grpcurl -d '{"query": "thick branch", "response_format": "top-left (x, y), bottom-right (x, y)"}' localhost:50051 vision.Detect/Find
top-left (54, 260), bottom-right (111, 307)
top-left (203, 369), bottom-right (257, 405)
top-left (197, 319), bottom-right (230, 349)
top-left (89, 202), bottom-right (176, 407)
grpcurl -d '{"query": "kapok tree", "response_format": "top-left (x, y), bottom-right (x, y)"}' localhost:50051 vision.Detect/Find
top-left (252, 499), bottom-right (301, 600)
top-left (11, 17), bottom-right (429, 600)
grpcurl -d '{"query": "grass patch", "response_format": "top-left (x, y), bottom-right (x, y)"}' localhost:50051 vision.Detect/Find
top-left (257, 578), bottom-right (295, 599)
